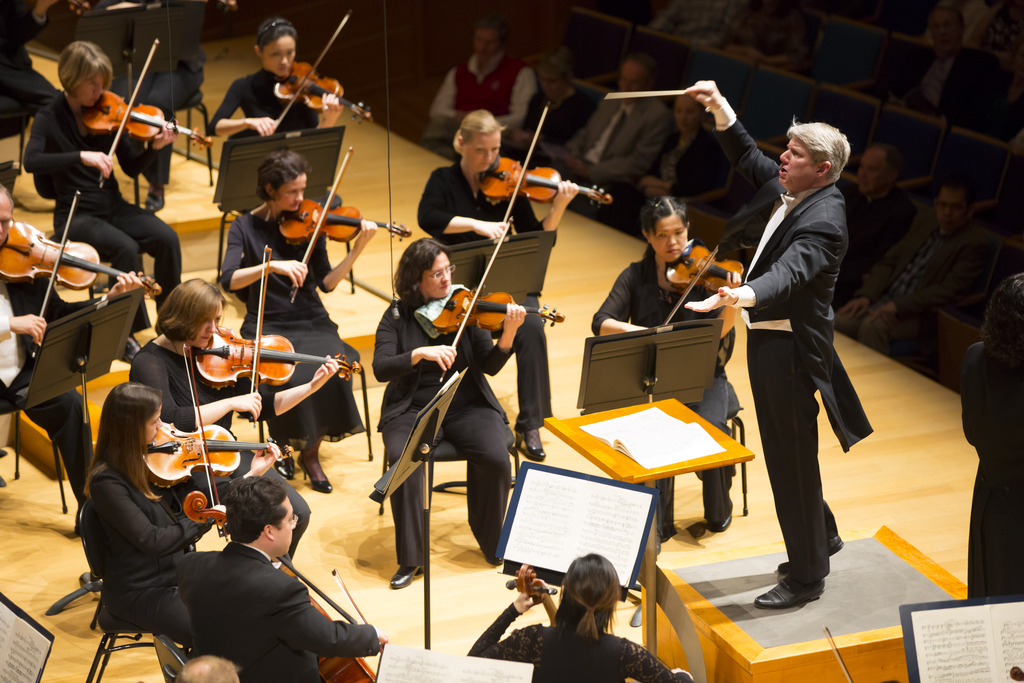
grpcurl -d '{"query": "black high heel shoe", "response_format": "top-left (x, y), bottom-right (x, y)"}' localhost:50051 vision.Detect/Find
top-left (298, 455), bottom-right (332, 494)
top-left (274, 454), bottom-right (295, 480)
top-left (515, 428), bottom-right (546, 462)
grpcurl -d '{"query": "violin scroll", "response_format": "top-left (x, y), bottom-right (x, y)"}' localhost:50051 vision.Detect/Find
top-left (182, 490), bottom-right (226, 527)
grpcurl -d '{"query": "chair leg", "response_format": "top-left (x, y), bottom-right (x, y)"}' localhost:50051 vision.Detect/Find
top-left (731, 416), bottom-right (748, 517)
top-left (53, 441), bottom-right (68, 514)
top-left (14, 409), bottom-right (21, 480)
top-left (360, 372), bottom-right (373, 461)
top-left (85, 633), bottom-right (112, 683)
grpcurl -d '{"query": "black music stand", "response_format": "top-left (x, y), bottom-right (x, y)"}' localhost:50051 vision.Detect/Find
top-left (213, 127), bottom-right (346, 271)
top-left (34, 290), bottom-right (144, 616)
top-left (446, 231), bottom-right (556, 303)
top-left (369, 370), bottom-right (465, 650)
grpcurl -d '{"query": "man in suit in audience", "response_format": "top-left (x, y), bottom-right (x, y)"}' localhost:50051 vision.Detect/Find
top-left (835, 177), bottom-right (990, 355)
top-left (834, 143), bottom-right (917, 307)
top-left (684, 80), bottom-right (872, 610)
top-left (879, 5), bottom-right (1000, 130)
top-left (559, 53), bottom-right (673, 191)
top-left (178, 477), bottom-right (387, 683)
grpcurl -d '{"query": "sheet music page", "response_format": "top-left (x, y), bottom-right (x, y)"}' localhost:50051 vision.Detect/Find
top-left (376, 643), bottom-right (533, 683)
top-left (502, 468), bottom-right (652, 585)
top-left (580, 407), bottom-right (725, 469)
top-left (912, 604), bottom-right (999, 682)
top-left (0, 599), bottom-right (50, 683)
top-left (990, 602), bottom-right (1024, 681)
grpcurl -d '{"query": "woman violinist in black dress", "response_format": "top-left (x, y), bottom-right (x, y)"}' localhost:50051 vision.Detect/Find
top-left (209, 16), bottom-right (342, 138)
top-left (220, 150), bottom-right (376, 493)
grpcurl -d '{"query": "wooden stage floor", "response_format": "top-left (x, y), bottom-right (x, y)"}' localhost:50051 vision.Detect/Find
top-left (0, 38), bottom-right (979, 683)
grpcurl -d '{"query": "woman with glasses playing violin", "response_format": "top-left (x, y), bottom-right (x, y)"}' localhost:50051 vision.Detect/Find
top-left (373, 238), bottom-right (525, 590)
top-left (84, 382), bottom-right (277, 648)
top-left (592, 197), bottom-right (739, 541)
top-left (220, 150), bottom-right (376, 494)
top-left (129, 278), bottom-right (339, 556)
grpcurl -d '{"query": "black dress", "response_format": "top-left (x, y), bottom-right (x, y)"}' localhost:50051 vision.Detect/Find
top-left (469, 604), bottom-right (693, 683)
top-left (130, 340), bottom-right (312, 556)
top-left (219, 213), bottom-right (364, 449)
top-left (209, 69), bottom-right (319, 138)
top-left (417, 163), bottom-right (552, 433)
top-left (961, 342), bottom-right (1024, 598)
top-left (592, 248), bottom-right (735, 536)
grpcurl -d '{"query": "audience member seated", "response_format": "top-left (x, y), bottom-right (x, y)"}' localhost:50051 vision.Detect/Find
top-left (504, 47), bottom-right (595, 166)
top-left (723, 0), bottom-right (811, 73)
top-left (967, 0), bottom-right (1024, 70)
top-left (557, 53), bottom-right (673, 213)
top-left (834, 143), bottom-right (917, 307)
top-left (879, 6), bottom-right (1001, 130)
top-left (983, 40), bottom-right (1024, 141)
top-left (835, 177), bottom-right (990, 356)
top-left (649, 0), bottom-right (746, 47)
top-left (598, 95), bottom-right (727, 236)
top-left (798, 0), bottom-right (869, 19)
top-left (178, 656), bottom-right (241, 683)
top-left (421, 14), bottom-right (535, 161)
top-left (0, 0), bottom-right (59, 136)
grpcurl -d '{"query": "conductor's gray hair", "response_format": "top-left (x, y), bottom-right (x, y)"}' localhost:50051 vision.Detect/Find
top-left (787, 120), bottom-right (850, 185)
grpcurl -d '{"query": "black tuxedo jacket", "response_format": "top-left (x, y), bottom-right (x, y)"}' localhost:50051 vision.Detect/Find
top-left (177, 543), bottom-right (379, 683)
top-left (717, 122), bottom-right (872, 452)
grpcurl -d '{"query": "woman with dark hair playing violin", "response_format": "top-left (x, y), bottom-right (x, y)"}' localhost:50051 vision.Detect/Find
top-left (209, 16), bottom-right (343, 139)
top-left (84, 381), bottom-right (278, 647)
top-left (373, 238), bottom-right (525, 590)
top-left (129, 278), bottom-right (337, 555)
top-left (592, 197), bottom-right (739, 540)
top-left (417, 108), bottom-right (577, 463)
top-left (470, 554), bottom-right (693, 682)
top-left (22, 40), bottom-right (182, 349)
top-left (219, 149), bottom-right (376, 493)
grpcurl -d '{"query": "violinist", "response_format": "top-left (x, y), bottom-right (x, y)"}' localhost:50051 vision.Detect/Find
top-left (84, 382), bottom-right (277, 647)
top-left (0, 183), bottom-right (142, 514)
top-left (469, 554), bottom-right (693, 682)
top-left (177, 476), bottom-right (387, 683)
top-left (209, 16), bottom-right (342, 139)
top-left (220, 150), bottom-right (376, 493)
top-left (22, 40), bottom-right (182, 348)
top-left (129, 278), bottom-right (335, 555)
top-left (593, 198), bottom-right (738, 539)
top-left (417, 108), bottom-right (577, 462)
top-left (0, 0), bottom-right (60, 128)
top-left (373, 238), bottom-right (525, 589)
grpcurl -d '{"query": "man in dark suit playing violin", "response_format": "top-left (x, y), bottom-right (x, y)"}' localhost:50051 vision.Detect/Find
top-left (177, 476), bottom-right (387, 683)
top-left (0, 183), bottom-right (141, 505)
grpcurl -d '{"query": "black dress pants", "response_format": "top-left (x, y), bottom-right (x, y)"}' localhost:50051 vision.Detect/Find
top-left (511, 294), bottom-right (552, 433)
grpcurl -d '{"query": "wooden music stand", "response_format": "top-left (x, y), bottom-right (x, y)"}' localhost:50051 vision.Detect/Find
top-left (544, 398), bottom-right (754, 673)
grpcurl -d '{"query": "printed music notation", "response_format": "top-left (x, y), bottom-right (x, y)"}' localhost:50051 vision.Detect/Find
top-left (910, 601), bottom-right (1024, 682)
top-left (376, 643), bottom-right (532, 683)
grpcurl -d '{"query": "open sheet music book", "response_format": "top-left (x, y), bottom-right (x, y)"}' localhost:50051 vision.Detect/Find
top-left (376, 644), bottom-right (533, 682)
top-left (900, 596), bottom-right (1024, 683)
top-left (0, 591), bottom-right (53, 683)
top-left (580, 406), bottom-right (725, 470)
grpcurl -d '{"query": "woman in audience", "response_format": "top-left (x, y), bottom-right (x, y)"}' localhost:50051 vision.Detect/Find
top-left (723, 0), bottom-right (811, 72)
top-left (470, 554), bottom-right (693, 682)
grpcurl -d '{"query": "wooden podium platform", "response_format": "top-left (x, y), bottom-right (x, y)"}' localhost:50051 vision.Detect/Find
top-left (652, 526), bottom-right (967, 682)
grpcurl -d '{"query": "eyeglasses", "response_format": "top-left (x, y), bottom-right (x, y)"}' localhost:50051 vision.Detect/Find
top-left (428, 264), bottom-right (456, 280)
top-left (286, 514), bottom-right (299, 529)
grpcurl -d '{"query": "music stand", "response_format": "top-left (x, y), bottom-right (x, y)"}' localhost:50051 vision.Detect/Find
top-left (369, 370), bottom-right (465, 650)
top-left (577, 318), bottom-right (723, 414)
top-left (33, 290), bottom-right (144, 616)
top-left (446, 231), bottom-right (556, 302)
top-left (213, 127), bottom-right (346, 271)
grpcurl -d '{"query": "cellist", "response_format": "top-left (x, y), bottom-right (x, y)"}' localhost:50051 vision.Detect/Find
top-left (177, 476), bottom-right (388, 683)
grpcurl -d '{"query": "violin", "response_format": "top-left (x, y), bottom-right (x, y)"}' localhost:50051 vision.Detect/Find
top-left (479, 157), bottom-right (612, 206)
top-left (278, 199), bottom-right (411, 244)
top-left (665, 242), bottom-right (744, 292)
top-left (430, 289), bottom-right (565, 334)
top-left (513, 564), bottom-right (558, 625)
top-left (274, 62), bottom-right (372, 123)
top-left (193, 327), bottom-right (360, 389)
top-left (145, 423), bottom-right (289, 487)
top-left (82, 91), bottom-right (213, 149)
top-left (0, 220), bottom-right (161, 296)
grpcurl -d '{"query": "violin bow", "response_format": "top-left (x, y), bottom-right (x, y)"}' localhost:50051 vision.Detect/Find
top-left (274, 10), bottom-right (352, 131)
top-left (250, 247), bottom-right (272, 411)
top-left (331, 569), bottom-right (371, 626)
top-left (99, 38), bottom-right (160, 188)
top-left (278, 556), bottom-right (360, 625)
top-left (446, 103), bottom-right (551, 355)
top-left (661, 242), bottom-right (720, 326)
top-left (289, 147), bottom-right (353, 303)
top-left (38, 190), bottom-right (81, 321)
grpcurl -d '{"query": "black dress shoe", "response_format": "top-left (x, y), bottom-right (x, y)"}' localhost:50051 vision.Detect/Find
top-left (515, 429), bottom-right (546, 462)
top-left (777, 535), bottom-right (844, 575)
top-left (389, 565), bottom-right (423, 590)
top-left (274, 457), bottom-right (295, 480)
top-left (144, 192), bottom-right (165, 213)
top-left (754, 578), bottom-right (825, 609)
top-left (706, 515), bottom-right (732, 533)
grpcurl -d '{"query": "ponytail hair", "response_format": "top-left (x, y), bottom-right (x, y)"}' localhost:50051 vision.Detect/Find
top-left (555, 554), bottom-right (621, 642)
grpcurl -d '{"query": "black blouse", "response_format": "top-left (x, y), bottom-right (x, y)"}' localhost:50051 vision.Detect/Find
top-left (209, 69), bottom-right (319, 138)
